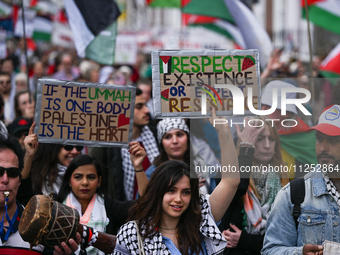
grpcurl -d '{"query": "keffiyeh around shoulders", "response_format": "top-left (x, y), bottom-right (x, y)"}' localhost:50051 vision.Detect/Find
top-left (114, 194), bottom-right (226, 254)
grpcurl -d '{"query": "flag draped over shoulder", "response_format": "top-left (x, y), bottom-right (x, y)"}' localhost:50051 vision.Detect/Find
top-left (280, 132), bottom-right (318, 165)
top-left (301, 0), bottom-right (340, 35)
top-left (319, 42), bottom-right (340, 80)
top-left (63, 0), bottom-right (120, 64)
top-left (278, 117), bottom-right (318, 165)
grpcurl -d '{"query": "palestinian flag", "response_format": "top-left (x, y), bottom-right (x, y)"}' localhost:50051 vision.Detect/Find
top-left (85, 22), bottom-right (118, 66)
top-left (146, 0), bottom-right (181, 8)
top-left (319, 42), bottom-right (340, 81)
top-left (224, 0), bottom-right (272, 69)
top-left (301, 0), bottom-right (340, 35)
top-left (159, 56), bottom-right (172, 74)
top-left (183, 14), bottom-right (246, 49)
top-left (33, 16), bottom-right (52, 41)
top-left (52, 9), bottom-right (74, 49)
top-left (183, 0), bottom-right (272, 69)
top-left (0, 1), bottom-right (12, 18)
top-left (63, 0), bottom-right (121, 62)
top-left (182, 0), bottom-right (234, 23)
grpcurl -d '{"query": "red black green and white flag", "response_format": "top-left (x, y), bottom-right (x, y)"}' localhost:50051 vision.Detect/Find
top-left (52, 9), bottom-right (74, 49)
top-left (301, 0), bottom-right (340, 35)
top-left (33, 16), bottom-right (52, 41)
top-left (182, 0), bottom-right (234, 23)
top-left (224, 0), bottom-right (272, 69)
top-left (320, 42), bottom-right (340, 80)
top-left (183, 13), bottom-right (246, 49)
top-left (63, 0), bottom-right (120, 64)
top-left (0, 1), bottom-right (12, 18)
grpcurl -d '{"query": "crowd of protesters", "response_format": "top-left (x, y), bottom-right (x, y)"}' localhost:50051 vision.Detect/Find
top-left (0, 36), bottom-right (340, 255)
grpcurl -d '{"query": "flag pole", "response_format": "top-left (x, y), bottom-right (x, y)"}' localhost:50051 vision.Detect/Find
top-left (303, 0), bottom-right (315, 107)
top-left (20, 0), bottom-right (31, 104)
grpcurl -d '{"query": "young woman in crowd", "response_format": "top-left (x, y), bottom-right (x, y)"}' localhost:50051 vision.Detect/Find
top-left (113, 110), bottom-right (240, 254)
top-left (26, 142), bottom-right (82, 194)
top-left (14, 89), bottom-right (35, 120)
top-left (145, 118), bottom-right (219, 194)
top-left (220, 117), bottom-right (288, 255)
top-left (57, 154), bottom-right (135, 255)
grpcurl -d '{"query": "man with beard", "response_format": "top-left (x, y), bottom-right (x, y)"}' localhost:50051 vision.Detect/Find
top-left (110, 88), bottom-right (159, 201)
top-left (262, 105), bottom-right (340, 255)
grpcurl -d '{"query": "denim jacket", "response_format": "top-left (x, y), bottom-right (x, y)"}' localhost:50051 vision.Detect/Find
top-left (262, 170), bottom-right (340, 255)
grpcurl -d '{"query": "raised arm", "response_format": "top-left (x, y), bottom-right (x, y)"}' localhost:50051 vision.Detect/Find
top-left (260, 48), bottom-right (284, 81)
top-left (22, 122), bottom-right (38, 179)
top-left (208, 109), bottom-right (240, 222)
top-left (129, 141), bottom-right (148, 197)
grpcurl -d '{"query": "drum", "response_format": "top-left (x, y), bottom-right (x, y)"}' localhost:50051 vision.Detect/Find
top-left (19, 195), bottom-right (80, 248)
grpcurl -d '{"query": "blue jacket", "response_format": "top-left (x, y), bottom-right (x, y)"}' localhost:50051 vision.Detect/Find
top-left (262, 170), bottom-right (340, 255)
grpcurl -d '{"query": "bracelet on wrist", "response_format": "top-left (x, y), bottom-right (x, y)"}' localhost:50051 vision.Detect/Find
top-left (135, 168), bottom-right (144, 172)
top-left (239, 141), bottom-right (255, 149)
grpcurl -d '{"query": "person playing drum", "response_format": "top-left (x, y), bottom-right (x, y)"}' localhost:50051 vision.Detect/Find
top-left (56, 154), bottom-right (136, 254)
top-left (0, 133), bottom-right (80, 254)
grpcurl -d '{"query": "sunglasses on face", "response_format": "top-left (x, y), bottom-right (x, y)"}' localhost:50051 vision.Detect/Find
top-left (0, 80), bottom-right (10, 85)
top-left (63, 145), bottom-right (84, 152)
top-left (0, 166), bottom-right (20, 178)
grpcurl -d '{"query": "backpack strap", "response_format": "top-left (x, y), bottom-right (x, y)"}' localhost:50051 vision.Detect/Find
top-left (290, 177), bottom-right (305, 229)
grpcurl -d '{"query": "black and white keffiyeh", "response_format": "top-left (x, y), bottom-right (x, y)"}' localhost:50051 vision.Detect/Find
top-left (113, 194), bottom-right (227, 254)
top-left (323, 173), bottom-right (340, 207)
top-left (157, 118), bottom-right (189, 143)
top-left (122, 125), bottom-right (159, 201)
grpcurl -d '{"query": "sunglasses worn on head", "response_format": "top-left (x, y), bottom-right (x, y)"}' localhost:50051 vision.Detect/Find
top-left (0, 166), bottom-right (20, 178)
top-left (63, 145), bottom-right (84, 152)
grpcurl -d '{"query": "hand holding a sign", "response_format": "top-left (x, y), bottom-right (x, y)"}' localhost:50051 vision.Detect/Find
top-left (22, 122), bottom-right (38, 179)
top-left (129, 141), bottom-right (148, 197)
top-left (129, 141), bottom-right (146, 170)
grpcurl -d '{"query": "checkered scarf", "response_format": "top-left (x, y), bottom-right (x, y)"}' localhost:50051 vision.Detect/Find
top-left (114, 194), bottom-right (227, 254)
top-left (323, 173), bottom-right (340, 207)
top-left (157, 118), bottom-right (189, 143)
top-left (122, 125), bottom-right (159, 201)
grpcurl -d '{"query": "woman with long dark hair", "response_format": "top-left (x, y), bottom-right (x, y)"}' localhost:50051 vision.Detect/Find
top-left (30, 143), bottom-right (82, 194)
top-left (57, 154), bottom-right (134, 255)
top-left (113, 111), bottom-right (240, 254)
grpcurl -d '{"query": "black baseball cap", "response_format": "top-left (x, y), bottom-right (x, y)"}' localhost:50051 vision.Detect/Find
top-left (8, 117), bottom-right (32, 137)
